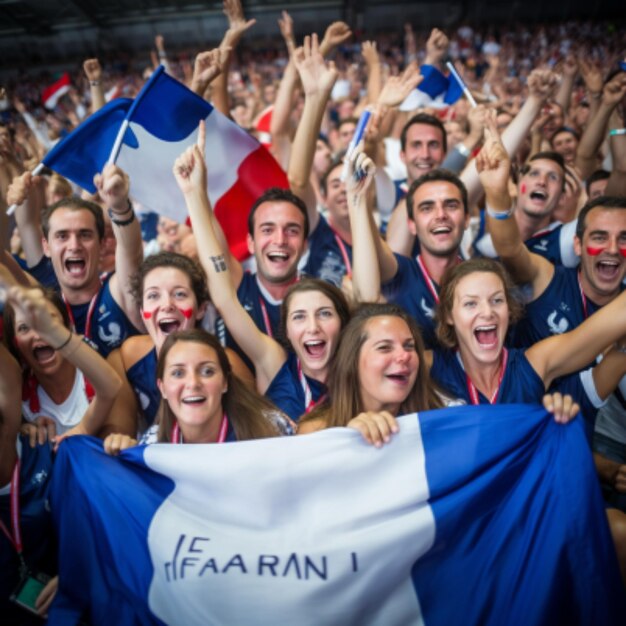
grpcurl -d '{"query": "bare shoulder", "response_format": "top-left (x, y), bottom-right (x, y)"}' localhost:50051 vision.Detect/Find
top-left (296, 418), bottom-right (327, 435)
top-left (119, 335), bottom-right (155, 370)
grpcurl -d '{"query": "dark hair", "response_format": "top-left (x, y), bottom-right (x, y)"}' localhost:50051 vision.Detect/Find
top-left (585, 169), bottom-right (611, 195)
top-left (278, 278), bottom-right (351, 350)
top-left (435, 259), bottom-right (523, 350)
top-left (129, 251), bottom-right (210, 309)
top-left (247, 187), bottom-right (310, 239)
top-left (406, 169), bottom-right (469, 220)
top-left (400, 112), bottom-right (447, 154)
top-left (550, 126), bottom-right (580, 143)
top-left (302, 303), bottom-right (444, 429)
top-left (41, 196), bottom-right (105, 241)
top-left (519, 151), bottom-right (566, 190)
top-left (3, 287), bottom-right (71, 364)
top-left (156, 329), bottom-right (281, 442)
top-left (576, 196), bottom-right (626, 241)
top-left (320, 156), bottom-right (344, 196)
top-left (337, 117), bottom-right (359, 131)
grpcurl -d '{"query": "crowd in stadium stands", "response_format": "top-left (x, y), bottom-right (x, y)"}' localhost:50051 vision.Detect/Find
top-left (0, 0), bottom-right (625, 620)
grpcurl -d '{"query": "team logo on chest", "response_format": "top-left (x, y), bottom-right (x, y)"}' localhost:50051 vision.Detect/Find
top-left (547, 310), bottom-right (569, 334)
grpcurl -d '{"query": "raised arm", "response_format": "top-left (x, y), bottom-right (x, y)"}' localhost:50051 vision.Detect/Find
top-left (5, 284), bottom-right (122, 441)
top-left (318, 21), bottom-right (352, 58)
top-left (173, 122), bottom-right (286, 393)
top-left (476, 112), bottom-right (554, 297)
top-left (348, 143), bottom-right (398, 302)
top-left (190, 47), bottom-right (229, 100)
top-left (576, 72), bottom-right (626, 180)
top-left (212, 0), bottom-right (257, 117)
top-left (94, 164), bottom-right (144, 331)
top-left (7, 171), bottom-right (45, 267)
top-left (526, 288), bottom-right (626, 388)
top-left (606, 109), bottom-right (626, 197)
top-left (554, 55), bottom-right (578, 114)
top-left (461, 68), bottom-right (558, 208)
top-left (83, 58), bottom-right (105, 113)
top-left (288, 34), bottom-right (338, 233)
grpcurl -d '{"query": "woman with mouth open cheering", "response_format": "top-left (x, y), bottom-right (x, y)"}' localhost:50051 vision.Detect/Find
top-left (102, 251), bottom-right (255, 440)
top-left (172, 121), bottom-right (351, 422)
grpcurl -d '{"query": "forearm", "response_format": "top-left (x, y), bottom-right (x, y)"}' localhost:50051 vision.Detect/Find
top-left (576, 103), bottom-right (613, 178)
top-left (349, 194), bottom-right (381, 302)
top-left (594, 452), bottom-right (623, 486)
top-left (386, 200), bottom-right (415, 257)
top-left (366, 61), bottom-right (382, 105)
top-left (89, 82), bottom-right (105, 113)
top-left (606, 131), bottom-right (626, 197)
top-left (592, 349), bottom-right (626, 401)
top-left (554, 74), bottom-right (575, 113)
top-left (14, 198), bottom-right (44, 267)
top-left (270, 61), bottom-right (298, 138)
top-left (0, 345), bottom-right (21, 484)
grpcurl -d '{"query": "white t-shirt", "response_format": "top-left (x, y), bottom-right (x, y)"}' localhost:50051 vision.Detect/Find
top-left (22, 370), bottom-right (90, 436)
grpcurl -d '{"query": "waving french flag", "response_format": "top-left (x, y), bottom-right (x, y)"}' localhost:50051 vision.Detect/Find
top-left (400, 64), bottom-right (464, 111)
top-left (43, 66), bottom-right (288, 260)
top-left (47, 405), bottom-right (624, 626)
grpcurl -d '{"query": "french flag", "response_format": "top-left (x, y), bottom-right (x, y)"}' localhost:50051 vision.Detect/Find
top-left (400, 64), bottom-right (463, 111)
top-left (42, 72), bottom-right (72, 109)
top-left (48, 405), bottom-right (624, 625)
top-left (42, 66), bottom-right (288, 261)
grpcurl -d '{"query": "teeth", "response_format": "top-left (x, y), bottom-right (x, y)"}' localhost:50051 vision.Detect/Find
top-left (305, 340), bottom-right (324, 346)
top-left (268, 252), bottom-right (288, 260)
top-left (182, 396), bottom-right (205, 404)
top-left (432, 227), bottom-right (451, 234)
top-left (475, 325), bottom-right (496, 331)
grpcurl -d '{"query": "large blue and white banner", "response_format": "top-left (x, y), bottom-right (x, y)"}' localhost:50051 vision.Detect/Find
top-left (48, 405), bottom-right (624, 625)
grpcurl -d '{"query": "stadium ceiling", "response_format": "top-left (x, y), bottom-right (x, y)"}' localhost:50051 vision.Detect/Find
top-left (0, 0), bottom-right (347, 37)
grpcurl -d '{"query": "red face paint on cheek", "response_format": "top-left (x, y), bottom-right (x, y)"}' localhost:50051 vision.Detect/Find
top-left (142, 310), bottom-right (153, 320)
top-left (620, 247), bottom-right (626, 258)
top-left (520, 183), bottom-right (527, 194)
top-left (179, 308), bottom-right (194, 320)
top-left (586, 246), bottom-right (604, 256)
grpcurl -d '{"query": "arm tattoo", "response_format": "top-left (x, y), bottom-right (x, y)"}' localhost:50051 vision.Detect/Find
top-left (210, 254), bottom-right (227, 273)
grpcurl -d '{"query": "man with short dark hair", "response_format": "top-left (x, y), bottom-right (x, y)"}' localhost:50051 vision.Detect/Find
top-left (6, 165), bottom-right (144, 356)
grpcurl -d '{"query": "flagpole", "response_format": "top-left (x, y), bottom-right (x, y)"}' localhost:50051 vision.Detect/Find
top-left (6, 162), bottom-right (45, 216)
top-left (446, 61), bottom-right (478, 108)
top-left (107, 119), bottom-right (130, 165)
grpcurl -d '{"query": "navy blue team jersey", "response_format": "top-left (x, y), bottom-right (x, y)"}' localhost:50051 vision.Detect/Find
top-left (126, 348), bottom-right (160, 432)
top-left (1, 437), bottom-right (56, 625)
top-left (265, 352), bottom-right (326, 422)
top-left (303, 215), bottom-right (352, 288)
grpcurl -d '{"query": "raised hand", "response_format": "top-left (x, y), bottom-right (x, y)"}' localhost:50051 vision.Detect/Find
top-left (222, 0), bottom-right (256, 45)
top-left (6, 171), bottom-right (41, 206)
top-left (83, 58), bottom-right (102, 83)
top-left (377, 64), bottom-right (422, 108)
top-left (5, 285), bottom-right (67, 346)
top-left (277, 10), bottom-right (296, 57)
top-left (476, 110), bottom-right (511, 197)
top-left (603, 71), bottom-right (626, 107)
top-left (560, 54), bottom-right (579, 78)
top-left (173, 119), bottom-right (207, 195)
top-left (361, 41), bottom-right (379, 68)
top-left (345, 141), bottom-right (376, 198)
top-left (425, 28), bottom-right (449, 66)
top-left (94, 164), bottom-right (130, 213)
top-left (319, 21), bottom-right (352, 57)
top-left (579, 57), bottom-right (604, 95)
top-left (527, 68), bottom-right (559, 101)
top-left (293, 34), bottom-right (338, 97)
top-left (191, 48), bottom-right (230, 94)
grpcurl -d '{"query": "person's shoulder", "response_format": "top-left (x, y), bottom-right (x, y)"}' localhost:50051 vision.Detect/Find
top-left (120, 335), bottom-right (154, 370)
top-left (296, 417), bottom-right (327, 435)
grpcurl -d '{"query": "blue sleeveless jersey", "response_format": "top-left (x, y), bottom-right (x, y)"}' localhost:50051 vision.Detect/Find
top-left (430, 348), bottom-right (545, 405)
top-left (265, 352), bottom-right (326, 422)
top-left (512, 266), bottom-right (603, 348)
top-left (382, 254), bottom-right (439, 348)
top-left (126, 347), bottom-right (160, 430)
top-left (303, 215), bottom-right (352, 288)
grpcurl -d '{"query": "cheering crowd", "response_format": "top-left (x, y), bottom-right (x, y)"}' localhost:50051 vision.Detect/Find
top-left (1, 0), bottom-right (626, 622)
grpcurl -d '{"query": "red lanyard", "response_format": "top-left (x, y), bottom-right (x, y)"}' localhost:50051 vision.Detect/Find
top-left (463, 348), bottom-right (508, 405)
top-left (416, 255), bottom-right (440, 304)
top-left (62, 291), bottom-right (99, 339)
top-left (577, 272), bottom-right (589, 320)
top-left (328, 222), bottom-right (352, 278)
top-left (297, 360), bottom-right (326, 414)
top-left (171, 413), bottom-right (229, 444)
top-left (0, 460), bottom-right (27, 573)
top-left (259, 298), bottom-right (274, 338)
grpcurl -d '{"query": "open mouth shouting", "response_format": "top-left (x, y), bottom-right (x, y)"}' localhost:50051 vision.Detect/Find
top-left (385, 369), bottom-right (412, 385)
top-left (529, 189), bottom-right (548, 204)
top-left (473, 324), bottom-right (499, 349)
top-left (157, 317), bottom-right (183, 335)
top-left (303, 339), bottom-right (327, 359)
top-left (64, 257), bottom-right (87, 276)
top-left (181, 395), bottom-right (206, 406)
top-left (595, 257), bottom-right (621, 282)
top-left (267, 250), bottom-right (290, 265)
top-left (32, 343), bottom-right (57, 365)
